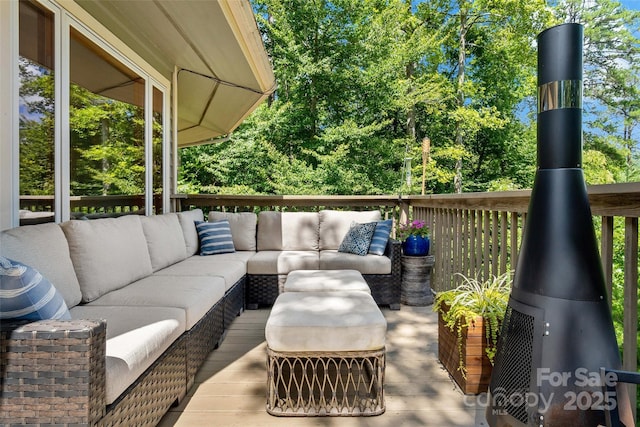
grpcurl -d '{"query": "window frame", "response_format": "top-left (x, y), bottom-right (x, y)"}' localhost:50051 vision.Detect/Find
top-left (7, 0), bottom-right (171, 227)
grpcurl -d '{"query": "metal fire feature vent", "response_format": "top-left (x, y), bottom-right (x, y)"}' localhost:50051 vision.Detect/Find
top-left (491, 306), bottom-right (535, 424)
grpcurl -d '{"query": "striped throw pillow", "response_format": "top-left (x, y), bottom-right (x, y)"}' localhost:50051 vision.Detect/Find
top-left (368, 219), bottom-right (393, 256)
top-left (196, 220), bottom-right (236, 255)
top-left (0, 256), bottom-right (71, 320)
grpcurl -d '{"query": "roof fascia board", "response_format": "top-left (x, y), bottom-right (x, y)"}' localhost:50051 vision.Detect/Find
top-left (219, 0), bottom-right (275, 94)
top-left (58, 0), bottom-right (170, 88)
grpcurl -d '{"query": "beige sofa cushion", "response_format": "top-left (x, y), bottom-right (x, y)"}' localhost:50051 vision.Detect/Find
top-left (208, 212), bottom-right (257, 251)
top-left (319, 210), bottom-right (382, 250)
top-left (70, 305), bottom-right (185, 405)
top-left (61, 215), bottom-right (153, 303)
top-left (155, 257), bottom-right (246, 292)
top-left (0, 223), bottom-right (83, 308)
top-left (319, 250), bottom-right (392, 274)
top-left (283, 269), bottom-right (370, 293)
top-left (141, 213), bottom-right (188, 271)
top-left (177, 209), bottom-right (204, 256)
top-left (190, 251), bottom-right (255, 264)
top-left (257, 211), bottom-right (319, 251)
top-left (265, 291), bottom-right (386, 352)
top-left (247, 251), bottom-right (320, 275)
top-left (87, 274), bottom-right (225, 330)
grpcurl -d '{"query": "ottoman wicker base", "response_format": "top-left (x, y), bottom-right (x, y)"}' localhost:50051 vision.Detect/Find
top-left (266, 347), bottom-right (385, 416)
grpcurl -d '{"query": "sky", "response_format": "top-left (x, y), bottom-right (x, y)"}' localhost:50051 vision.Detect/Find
top-left (621, 0), bottom-right (640, 10)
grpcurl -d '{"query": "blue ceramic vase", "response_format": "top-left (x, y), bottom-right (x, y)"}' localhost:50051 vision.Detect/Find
top-left (402, 235), bottom-right (430, 256)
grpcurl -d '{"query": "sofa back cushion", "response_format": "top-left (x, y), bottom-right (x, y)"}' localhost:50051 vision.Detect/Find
top-left (319, 210), bottom-right (382, 250)
top-left (177, 209), bottom-right (204, 256)
top-left (0, 256), bottom-right (72, 320)
top-left (0, 223), bottom-right (82, 308)
top-left (257, 211), bottom-right (319, 251)
top-left (140, 213), bottom-right (188, 272)
top-left (61, 215), bottom-right (153, 303)
top-left (208, 212), bottom-right (257, 251)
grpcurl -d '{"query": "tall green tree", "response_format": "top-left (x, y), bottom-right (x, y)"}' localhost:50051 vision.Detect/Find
top-left (182, 0), bottom-right (448, 195)
top-left (552, 0), bottom-right (640, 183)
top-left (420, 0), bottom-right (550, 193)
top-left (178, 0), bottom-right (637, 196)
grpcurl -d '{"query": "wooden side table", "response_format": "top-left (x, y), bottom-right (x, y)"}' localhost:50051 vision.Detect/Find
top-left (401, 255), bottom-right (435, 306)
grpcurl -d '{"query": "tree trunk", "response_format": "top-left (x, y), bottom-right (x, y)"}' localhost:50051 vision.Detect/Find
top-left (454, 8), bottom-right (467, 194)
top-left (406, 61), bottom-right (416, 143)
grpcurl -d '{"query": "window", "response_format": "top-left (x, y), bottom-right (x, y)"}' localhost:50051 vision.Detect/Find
top-left (15, 0), bottom-right (168, 224)
top-left (69, 28), bottom-right (146, 217)
top-left (18, 0), bottom-right (55, 224)
top-left (152, 86), bottom-right (164, 214)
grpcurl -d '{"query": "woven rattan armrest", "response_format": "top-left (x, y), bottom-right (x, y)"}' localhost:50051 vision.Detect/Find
top-left (385, 239), bottom-right (401, 263)
top-left (362, 239), bottom-right (402, 310)
top-left (0, 318), bottom-right (107, 426)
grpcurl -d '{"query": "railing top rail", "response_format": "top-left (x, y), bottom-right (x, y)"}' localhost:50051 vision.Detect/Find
top-left (406, 181), bottom-right (640, 217)
top-left (174, 194), bottom-right (401, 208)
top-left (20, 181), bottom-right (640, 217)
top-left (406, 190), bottom-right (532, 213)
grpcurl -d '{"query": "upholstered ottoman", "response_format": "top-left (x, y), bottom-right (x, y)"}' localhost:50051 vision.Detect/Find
top-left (283, 269), bottom-right (370, 293)
top-left (265, 291), bottom-right (386, 416)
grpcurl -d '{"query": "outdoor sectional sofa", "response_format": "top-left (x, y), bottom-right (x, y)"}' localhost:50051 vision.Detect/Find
top-left (238, 209), bottom-right (401, 310)
top-left (0, 208), bottom-right (400, 426)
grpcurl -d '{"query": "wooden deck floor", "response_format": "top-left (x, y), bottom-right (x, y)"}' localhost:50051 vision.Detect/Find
top-left (158, 305), bottom-right (490, 427)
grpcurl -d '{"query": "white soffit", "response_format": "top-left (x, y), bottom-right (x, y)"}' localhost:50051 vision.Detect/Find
top-left (75, 0), bottom-right (275, 147)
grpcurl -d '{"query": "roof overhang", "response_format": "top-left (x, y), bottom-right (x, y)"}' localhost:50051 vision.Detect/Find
top-left (75, 0), bottom-right (275, 147)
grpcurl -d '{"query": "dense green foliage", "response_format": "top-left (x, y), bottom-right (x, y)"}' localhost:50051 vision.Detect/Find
top-left (178, 0), bottom-right (640, 195)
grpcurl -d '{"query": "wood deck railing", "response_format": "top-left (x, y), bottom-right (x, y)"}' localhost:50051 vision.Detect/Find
top-left (20, 194), bottom-right (147, 215)
top-left (19, 183), bottom-right (640, 412)
top-left (172, 184), bottom-right (640, 414)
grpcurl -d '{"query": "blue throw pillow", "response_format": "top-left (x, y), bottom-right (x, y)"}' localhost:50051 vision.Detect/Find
top-left (338, 222), bottom-right (377, 256)
top-left (368, 219), bottom-right (393, 256)
top-left (0, 256), bottom-right (71, 320)
top-left (196, 220), bottom-right (236, 255)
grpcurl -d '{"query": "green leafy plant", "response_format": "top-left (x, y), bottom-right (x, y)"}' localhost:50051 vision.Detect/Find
top-left (433, 271), bottom-right (512, 377)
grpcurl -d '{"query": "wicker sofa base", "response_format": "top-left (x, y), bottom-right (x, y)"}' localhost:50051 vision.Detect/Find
top-left (266, 347), bottom-right (385, 417)
top-left (186, 300), bottom-right (225, 390)
top-left (0, 320), bottom-right (191, 427)
top-left (246, 240), bottom-right (401, 310)
top-left (99, 334), bottom-right (187, 427)
top-left (0, 319), bottom-right (108, 426)
top-left (224, 276), bottom-right (246, 329)
top-left (363, 274), bottom-right (401, 310)
top-left (246, 274), bottom-right (280, 309)
top-left (247, 273), bottom-right (401, 310)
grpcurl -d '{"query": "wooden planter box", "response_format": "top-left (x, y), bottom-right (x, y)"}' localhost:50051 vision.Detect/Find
top-left (437, 309), bottom-right (493, 394)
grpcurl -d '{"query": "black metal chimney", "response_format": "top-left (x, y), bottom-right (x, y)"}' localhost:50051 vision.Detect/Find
top-left (486, 23), bottom-right (632, 426)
